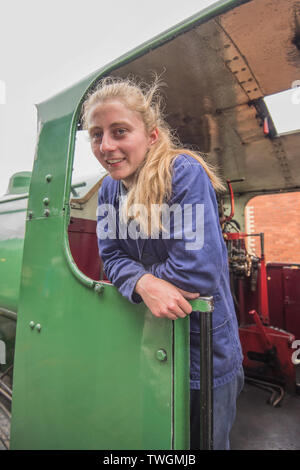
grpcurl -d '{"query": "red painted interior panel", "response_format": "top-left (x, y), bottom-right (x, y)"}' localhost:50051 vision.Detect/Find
top-left (237, 262), bottom-right (300, 339)
top-left (68, 217), bottom-right (108, 282)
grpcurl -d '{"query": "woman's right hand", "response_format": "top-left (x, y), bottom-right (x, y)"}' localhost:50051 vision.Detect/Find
top-left (135, 273), bottom-right (199, 320)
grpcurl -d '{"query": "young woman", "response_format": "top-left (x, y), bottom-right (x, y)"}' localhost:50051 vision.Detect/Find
top-left (82, 76), bottom-right (244, 450)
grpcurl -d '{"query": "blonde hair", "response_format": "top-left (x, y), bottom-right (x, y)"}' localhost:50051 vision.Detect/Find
top-left (82, 76), bottom-right (225, 235)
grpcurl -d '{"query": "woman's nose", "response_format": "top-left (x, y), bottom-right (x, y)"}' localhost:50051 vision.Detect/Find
top-left (100, 133), bottom-right (116, 153)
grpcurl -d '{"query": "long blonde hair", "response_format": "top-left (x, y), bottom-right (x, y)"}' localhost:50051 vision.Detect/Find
top-left (82, 75), bottom-right (225, 235)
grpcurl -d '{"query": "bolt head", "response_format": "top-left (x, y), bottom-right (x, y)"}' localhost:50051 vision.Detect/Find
top-left (94, 284), bottom-right (104, 294)
top-left (156, 349), bottom-right (167, 362)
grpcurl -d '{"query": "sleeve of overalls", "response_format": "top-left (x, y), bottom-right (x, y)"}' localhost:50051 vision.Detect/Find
top-left (97, 179), bottom-right (148, 303)
top-left (148, 156), bottom-right (224, 295)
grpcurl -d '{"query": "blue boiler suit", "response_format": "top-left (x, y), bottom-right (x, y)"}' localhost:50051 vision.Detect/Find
top-left (97, 153), bottom-right (244, 448)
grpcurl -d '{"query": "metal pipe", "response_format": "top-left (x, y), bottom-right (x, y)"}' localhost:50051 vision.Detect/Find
top-left (0, 308), bottom-right (17, 322)
top-left (0, 386), bottom-right (12, 402)
top-left (0, 194), bottom-right (28, 205)
top-left (0, 378), bottom-right (12, 397)
top-left (0, 365), bottom-right (13, 380)
top-left (260, 233), bottom-right (265, 257)
top-left (238, 279), bottom-right (246, 326)
top-left (0, 400), bottom-right (11, 420)
top-left (0, 435), bottom-right (9, 450)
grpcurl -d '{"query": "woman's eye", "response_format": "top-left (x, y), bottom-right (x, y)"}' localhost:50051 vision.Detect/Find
top-left (115, 128), bottom-right (127, 137)
top-left (91, 132), bottom-right (102, 142)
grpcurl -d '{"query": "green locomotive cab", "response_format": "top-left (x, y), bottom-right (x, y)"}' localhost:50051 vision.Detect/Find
top-left (0, 0), bottom-right (299, 450)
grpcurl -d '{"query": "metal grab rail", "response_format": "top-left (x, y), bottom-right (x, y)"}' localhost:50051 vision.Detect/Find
top-left (190, 296), bottom-right (214, 450)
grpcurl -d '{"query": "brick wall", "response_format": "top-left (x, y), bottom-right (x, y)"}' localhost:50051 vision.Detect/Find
top-left (245, 192), bottom-right (300, 263)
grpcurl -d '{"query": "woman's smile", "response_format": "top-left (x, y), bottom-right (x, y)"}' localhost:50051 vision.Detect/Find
top-left (105, 157), bottom-right (126, 167)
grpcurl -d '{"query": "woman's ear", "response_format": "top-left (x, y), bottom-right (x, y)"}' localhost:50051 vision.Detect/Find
top-left (149, 127), bottom-right (159, 146)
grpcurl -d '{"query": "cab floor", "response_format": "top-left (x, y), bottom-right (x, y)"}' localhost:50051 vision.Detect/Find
top-left (230, 381), bottom-right (300, 450)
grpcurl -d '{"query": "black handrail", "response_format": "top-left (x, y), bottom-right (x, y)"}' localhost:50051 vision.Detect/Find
top-left (198, 296), bottom-right (214, 450)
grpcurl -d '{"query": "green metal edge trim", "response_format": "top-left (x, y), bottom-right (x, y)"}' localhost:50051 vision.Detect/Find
top-left (61, 105), bottom-right (99, 290)
top-left (172, 297), bottom-right (214, 449)
top-left (62, 115), bottom-right (104, 291)
top-left (62, 209), bottom-right (104, 292)
top-left (63, 226), bottom-right (93, 289)
top-left (173, 317), bottom-right (190, 450)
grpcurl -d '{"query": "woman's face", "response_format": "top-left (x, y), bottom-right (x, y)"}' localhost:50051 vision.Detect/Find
top-left (87, 99), bottom-right (158, 187)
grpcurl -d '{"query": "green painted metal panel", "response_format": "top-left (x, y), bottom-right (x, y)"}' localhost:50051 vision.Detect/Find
top-left (173, 318), bottom-right (190, 449)
top-left (28, 115), bottom-right (74, 220)
top-left (10, 215), bottom-right (187, 449)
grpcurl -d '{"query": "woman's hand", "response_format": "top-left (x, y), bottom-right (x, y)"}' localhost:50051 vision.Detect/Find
top-left (135, 274), bottom-right (199, 320)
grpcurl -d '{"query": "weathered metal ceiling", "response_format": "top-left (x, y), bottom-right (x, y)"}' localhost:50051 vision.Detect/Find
top-left (113, 0), bottom-right (300, 195)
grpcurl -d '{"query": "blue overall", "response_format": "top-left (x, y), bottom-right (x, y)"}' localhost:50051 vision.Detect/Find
top-left (97, 153), bottom-right (244, 448)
